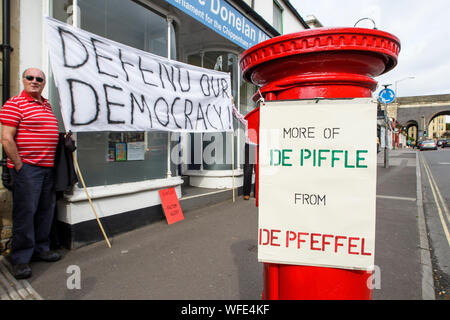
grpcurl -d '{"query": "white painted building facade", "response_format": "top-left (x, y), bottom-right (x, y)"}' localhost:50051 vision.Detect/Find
top-left (2, 0), bottom-right (308, 247)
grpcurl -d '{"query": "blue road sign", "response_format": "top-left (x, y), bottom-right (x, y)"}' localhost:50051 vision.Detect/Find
top-left (378, 88), bottom-right (395, 104)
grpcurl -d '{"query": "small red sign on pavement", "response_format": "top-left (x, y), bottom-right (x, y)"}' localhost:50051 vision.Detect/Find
top-left (159, 187), bottom-right (184, 225)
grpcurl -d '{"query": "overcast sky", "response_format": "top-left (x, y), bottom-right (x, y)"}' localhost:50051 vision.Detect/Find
top-left (290, 0), bottom-right (450, 100)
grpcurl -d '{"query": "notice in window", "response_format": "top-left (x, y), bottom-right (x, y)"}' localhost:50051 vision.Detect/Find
top-left (127, 141), bottom-right (145, 161)
top-left (115, 143), bottom-right (127, 161)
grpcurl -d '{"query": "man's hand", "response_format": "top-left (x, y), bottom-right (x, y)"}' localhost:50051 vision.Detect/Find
top-left (64, 131), bottom-right (75, 141)
top-left (1, 125), bottom-right (23, 171)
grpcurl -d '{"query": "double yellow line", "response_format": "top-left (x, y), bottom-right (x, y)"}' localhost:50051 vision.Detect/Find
top-left (420, 153), bottom-right (450, 246)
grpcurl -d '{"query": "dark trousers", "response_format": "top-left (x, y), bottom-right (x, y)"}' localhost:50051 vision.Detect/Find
top-left (243, 143), bottom-right (255, 197)
top-left (10, 163), bottom-right (56, 265)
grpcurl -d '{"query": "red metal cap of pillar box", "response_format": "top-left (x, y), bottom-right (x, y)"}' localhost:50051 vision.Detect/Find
top-left (239, 28), bottom-right (400, 100)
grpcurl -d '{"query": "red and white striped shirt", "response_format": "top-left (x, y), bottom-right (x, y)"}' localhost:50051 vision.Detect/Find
top-left (0, 91), bottom-right (59, 168)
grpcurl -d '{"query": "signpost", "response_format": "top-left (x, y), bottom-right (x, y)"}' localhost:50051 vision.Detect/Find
top-left (378, 86), bottom-right (395, 168)
top-left (258, 99), bottom-right (377, 271)
top-left (378, 88), bottom-right (395, 104)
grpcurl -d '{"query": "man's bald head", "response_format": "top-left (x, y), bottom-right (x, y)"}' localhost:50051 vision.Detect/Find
top-left (22, 68), bottom-right (46, 101)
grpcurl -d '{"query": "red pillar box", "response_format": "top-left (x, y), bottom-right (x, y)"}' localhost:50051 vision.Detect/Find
top-left (240, 28), bottom-right (400, 300)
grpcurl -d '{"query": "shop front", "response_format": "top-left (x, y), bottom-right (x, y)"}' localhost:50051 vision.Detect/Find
top-left (11, 0), bottom-right (306, 248)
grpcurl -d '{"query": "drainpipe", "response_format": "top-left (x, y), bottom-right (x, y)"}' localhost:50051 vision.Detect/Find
top-left (1, 0), bottom-right (13, 190)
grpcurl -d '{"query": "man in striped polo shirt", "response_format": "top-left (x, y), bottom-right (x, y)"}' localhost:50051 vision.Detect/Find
top-left (0, 68), bottom-right (61, 279)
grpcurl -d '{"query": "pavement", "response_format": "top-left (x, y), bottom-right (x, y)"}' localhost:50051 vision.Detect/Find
top-left (0, 148), bottom-right (435, 300)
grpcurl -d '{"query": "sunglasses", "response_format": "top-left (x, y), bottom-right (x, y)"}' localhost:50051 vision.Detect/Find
top-left (24, 75), bottom-right (44, 83)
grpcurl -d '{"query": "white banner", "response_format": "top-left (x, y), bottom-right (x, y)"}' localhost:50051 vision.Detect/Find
top-left (45, 17), bottom-right (233, 133)
top-left (258, 99), bottom-right (377, 271)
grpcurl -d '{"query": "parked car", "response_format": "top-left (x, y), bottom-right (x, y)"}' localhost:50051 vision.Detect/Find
top-left (419, 139), bottom-right (438, 151)
top-left (413, 139), bottom-right (423, 149)
top-left (437, 139), bottom-right (446, 147)
top-left (443, 139), bottom-right (450, 148)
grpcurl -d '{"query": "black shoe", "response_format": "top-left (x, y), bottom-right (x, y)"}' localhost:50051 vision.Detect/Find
top-left (32, 250), bottom-right (62, 262)
top-left (12, 264), bottom-right (32, 279)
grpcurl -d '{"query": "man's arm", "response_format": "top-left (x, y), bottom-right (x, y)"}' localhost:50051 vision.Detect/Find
top-left (1, 125), bottom-right (22, 171)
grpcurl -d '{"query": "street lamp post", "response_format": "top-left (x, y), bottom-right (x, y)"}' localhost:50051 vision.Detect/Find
top-left (421, 115), bottom-right (426, 138)
top-left (391, 77), bottom-right (414, 152)
top-left (394, 76), bottom-right (415, 100)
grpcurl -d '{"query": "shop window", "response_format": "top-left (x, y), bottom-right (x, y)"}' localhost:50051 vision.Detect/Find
top-left (273, 1), bottom-right (283, 33)
top-left (187, 51), bottom-right (256, 170)
top-left (240, 72), bottom-right (258, 116)
top-left (239, 69), bottom-right (258, 169)
top-left (187, 52), bottom-right (238, 170)
top-left (51, 0), bottom-right (177, 187)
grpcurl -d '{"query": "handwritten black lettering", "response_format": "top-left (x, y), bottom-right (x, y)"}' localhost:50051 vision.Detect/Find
top-left (177, 68), bottom-right (191, 92)
top-left (154, 97), bottom-right (170, 127)
top-left (119, 49), bottom-right (134, 82)
top-left (91, 38), bottom-right (118, 78)
top-left (139, 56), bottom-right (157, 87)
top-left (213, 105), bottom-right (224, 129)
top-left (159, 63), bottom-right (176, 91)
top-left (52, 21), bottom-right (234, 132)
top-left (170, 97), bottom-right (182, 129)
top-left (200, 74), bottom-right (211, 97)
top-left (184, 99), bottom-right (194, 130)
top-left (130, 92), bottom-right (152, 128)
top-left (205, 104), bottom-right (217, 130)
top-left (67, 79), bottom-right (99, 125)
top-left (210, 77), bottom-right (220, 97)
top-left (195, 102), bottom-right (208, 130)
top-left (104, 84), bottom-right (125, 124)
top-left (221, 78), bottom-right (229, 98)
top-left (58, 27), bottom-right (89, 69)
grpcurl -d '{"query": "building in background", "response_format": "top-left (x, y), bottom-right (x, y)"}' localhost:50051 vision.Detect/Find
top-left (428, 115), bottom-right (446, 139)
top-left (304, 14), bottom-right (323, 28)
top-left (385, 94), bottom-right (450, 147)
top-left (0, 0), bottom-right (309, 249)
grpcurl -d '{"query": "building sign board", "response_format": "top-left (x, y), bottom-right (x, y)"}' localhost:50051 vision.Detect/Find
top-left (165, 0), bottom-right (270, 50)
top-left (258, 99), bottom-right (377, 271)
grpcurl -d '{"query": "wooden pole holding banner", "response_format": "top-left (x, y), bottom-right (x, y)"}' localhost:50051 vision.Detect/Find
top-left (72, 152), bottom-right (112, 248)
top-left (70, 0), bottom-right (111, 247)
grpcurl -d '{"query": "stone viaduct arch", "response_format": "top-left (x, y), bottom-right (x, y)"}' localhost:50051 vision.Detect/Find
top-left (395, 94), bottom-right (450, 139)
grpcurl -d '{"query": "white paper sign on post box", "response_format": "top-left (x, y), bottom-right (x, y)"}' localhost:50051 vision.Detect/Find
top-left (258, 99), bottom-right (377, 271)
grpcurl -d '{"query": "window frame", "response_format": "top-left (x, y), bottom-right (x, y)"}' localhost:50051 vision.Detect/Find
top-left (273, 0), bottom-right (284, 34)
